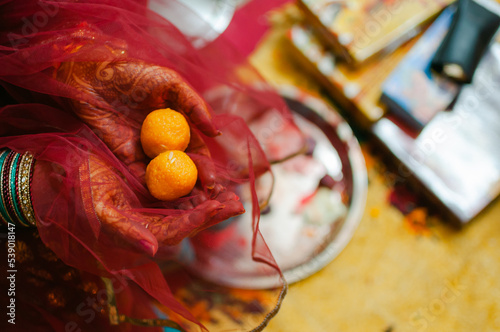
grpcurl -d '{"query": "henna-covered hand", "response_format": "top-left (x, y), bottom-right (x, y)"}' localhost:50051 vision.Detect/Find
top-left (88, 155), bottom-right (244, 256)
top-left (56, 56), bottom-right (219, 171)
top-left (54, 47), bottom-right (243, 255)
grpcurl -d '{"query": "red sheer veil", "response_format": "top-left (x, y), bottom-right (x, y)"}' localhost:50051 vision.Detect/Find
top-left (0, 0), bottom-right (304, 330)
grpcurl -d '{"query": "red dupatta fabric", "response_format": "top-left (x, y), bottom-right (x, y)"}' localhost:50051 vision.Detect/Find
top-left (0, 0), bottom-right (304, 330)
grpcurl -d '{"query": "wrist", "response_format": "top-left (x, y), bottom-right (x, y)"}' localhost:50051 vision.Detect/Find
top-left (0, 149), bottom-right (36, 227)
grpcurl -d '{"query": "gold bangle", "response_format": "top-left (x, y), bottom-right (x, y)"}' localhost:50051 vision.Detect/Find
top-left (18, 152), bottom-right (37, 227)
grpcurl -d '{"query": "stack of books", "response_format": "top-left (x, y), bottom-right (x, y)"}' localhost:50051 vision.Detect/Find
top-left (288, 0), bottom-right (500, 225)
top-left (289, 0), bottom-right (454, 128)
top-left (297, 0), bottom-right (452, 65)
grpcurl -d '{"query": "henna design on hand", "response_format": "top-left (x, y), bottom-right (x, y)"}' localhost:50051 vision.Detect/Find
top-left (56, 55), bottom-right (218, 167)
top-left (51, 39), bottom-right (244, 254)
top-left (88, 156), bottom-right (244, 254)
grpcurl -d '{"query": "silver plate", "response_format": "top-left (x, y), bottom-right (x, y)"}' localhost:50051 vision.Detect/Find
top-left (182, 86), bottom-right (367, 289)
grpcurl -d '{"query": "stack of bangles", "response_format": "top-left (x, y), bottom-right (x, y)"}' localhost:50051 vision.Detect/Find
top-left (0, 148), bottom-right (37, 227)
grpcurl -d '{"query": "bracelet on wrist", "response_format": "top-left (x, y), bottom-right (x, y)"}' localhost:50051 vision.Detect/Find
top-left (0, 149), bottom-right (37, 227)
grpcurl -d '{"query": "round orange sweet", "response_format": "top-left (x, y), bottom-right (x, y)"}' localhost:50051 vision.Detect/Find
top-left (141, 108), bottom-right (190, 159)
top-left (145, 150), bottom-right (198, 201)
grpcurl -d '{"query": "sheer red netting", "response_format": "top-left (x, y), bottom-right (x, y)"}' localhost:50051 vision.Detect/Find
top-left (0, 0), bottom-right (304, 331)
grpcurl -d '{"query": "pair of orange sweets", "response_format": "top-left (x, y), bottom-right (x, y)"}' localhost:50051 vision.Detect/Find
top-left (141, 108), bottom-right (197, 201)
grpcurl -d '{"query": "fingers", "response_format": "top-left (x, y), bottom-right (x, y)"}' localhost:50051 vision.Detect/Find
top-left (148, 189), bottom-right (244, 246)
top-left (189, 187), bottom-right (209, 207)
top-left (100, 208), bottom-right (159, 257)
top-left (88, 154), bottom-right (244, 251)
top-left (159, 67), bottom-right (219, 137)
top-left (201, 195), bottom-right (245, 231)
top-left (187, 129), bottom-right (216, 190)
top-left (88, 156), bottom-right (158, 256)
top-left (148, 200), bottom-right (223, 246)
top-left (157, 190), bottom-right (244, 244)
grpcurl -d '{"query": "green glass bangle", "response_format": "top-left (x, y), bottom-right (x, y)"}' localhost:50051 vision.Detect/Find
top-left (9, 152), bottom-right (29, 227)
top-left (0, 149), bottom-right (37, 227)
top-left (3, 150), bottom-right (17, 225)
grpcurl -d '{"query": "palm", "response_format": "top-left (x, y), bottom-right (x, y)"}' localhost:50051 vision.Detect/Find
top-left (56, 59), bottom-right (217, 168)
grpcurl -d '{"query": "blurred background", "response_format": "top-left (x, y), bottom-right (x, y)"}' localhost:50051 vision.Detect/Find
top-left (153, 0), bottom-right (500, 331)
